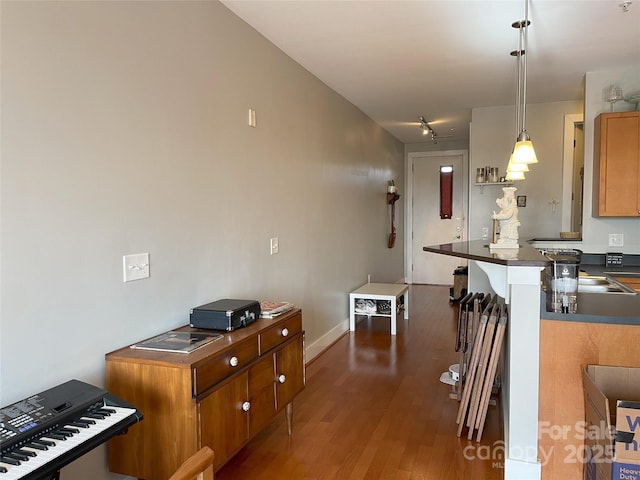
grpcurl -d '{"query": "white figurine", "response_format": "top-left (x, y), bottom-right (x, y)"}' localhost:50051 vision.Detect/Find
top-left (491, 187), bottom-right (520, 248)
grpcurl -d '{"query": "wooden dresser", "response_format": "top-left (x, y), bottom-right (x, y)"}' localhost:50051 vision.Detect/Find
top-left (105, 309), bottom-right (305, 479)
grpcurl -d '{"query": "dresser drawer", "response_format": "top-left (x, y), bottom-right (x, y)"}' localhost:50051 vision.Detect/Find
top-left (193, 337), bottom-right (258, 396)
top-left (259, 312), bottom-right (302, 355)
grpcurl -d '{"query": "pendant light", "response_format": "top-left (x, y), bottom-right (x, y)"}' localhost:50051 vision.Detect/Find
top-left (509, 0), bottom-right (538, 167)
top-left (506, 153), bottom-right (529, 181)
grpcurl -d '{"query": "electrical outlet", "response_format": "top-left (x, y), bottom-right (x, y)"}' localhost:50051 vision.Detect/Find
top-left (270, 237), bottom-right (279, 255)
top-left (123, 253), bottom-right (150, 282)
top-left (608, 234), bottom-right (624, 247)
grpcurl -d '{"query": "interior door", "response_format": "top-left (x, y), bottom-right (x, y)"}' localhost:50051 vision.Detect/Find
top-left (571, 123), bottom-right (584, 233)
top-left (411, 153), bottom-right (467, 284)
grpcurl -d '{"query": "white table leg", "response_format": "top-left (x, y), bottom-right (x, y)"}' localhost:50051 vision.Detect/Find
top-left (403, 290), bottom-right (409, 319)
top-left (349, 294), bottom-right (356, 331)
top-left (390, 296), bottom-right (397, 335)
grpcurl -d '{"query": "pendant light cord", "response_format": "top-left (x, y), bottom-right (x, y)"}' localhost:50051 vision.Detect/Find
top-left (521, 0), bottom-right (529, 135)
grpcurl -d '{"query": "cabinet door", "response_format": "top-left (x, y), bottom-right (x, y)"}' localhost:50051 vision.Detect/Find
top-left (275, 333), bottom-right (305, 410)
top-left (199, 372), bottom-right (249, 471)
top-left (248, 354), bottom-right (276, 437)
top-left (594, 112), bottom-right (640, 216)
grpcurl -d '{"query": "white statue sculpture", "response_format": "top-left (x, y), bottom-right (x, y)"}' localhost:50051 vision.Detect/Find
top-left (490, 187), bottom-right (520, 249)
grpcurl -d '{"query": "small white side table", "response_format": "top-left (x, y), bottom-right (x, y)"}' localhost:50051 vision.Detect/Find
top-left (349, 283), bottom-right (409, 335)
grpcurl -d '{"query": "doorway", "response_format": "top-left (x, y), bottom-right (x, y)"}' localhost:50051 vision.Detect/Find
top-left (561, 113), bottom-right (584, 234)
top-left (571, 123), bottom-right (584, 233)
top-left (406, 150), bottom-right (468, 285)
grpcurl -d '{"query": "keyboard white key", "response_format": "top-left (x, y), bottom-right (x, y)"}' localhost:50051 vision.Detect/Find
top-left (0, 406), bottom-right (136, 480)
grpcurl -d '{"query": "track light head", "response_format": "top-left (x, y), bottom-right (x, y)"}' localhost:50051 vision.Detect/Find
top-left (418, 115), bottom-right (433, 137)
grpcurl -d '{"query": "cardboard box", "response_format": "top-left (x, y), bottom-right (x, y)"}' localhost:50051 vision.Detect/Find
top-left (616, 401), bottom-right (640, 463)
top-left (611, 462), bottom-right (640, 480)
top-left (582, 365), bottom-right (640, 480)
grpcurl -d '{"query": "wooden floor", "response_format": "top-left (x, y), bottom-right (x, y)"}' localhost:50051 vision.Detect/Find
top-left (217, 285), bottom-right (504, 480)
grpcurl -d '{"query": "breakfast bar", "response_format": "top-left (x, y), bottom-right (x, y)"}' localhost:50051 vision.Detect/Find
top-left (424, 240), bottom-right (548, 480)
top-left (424, 240), bottom-right (640, 480)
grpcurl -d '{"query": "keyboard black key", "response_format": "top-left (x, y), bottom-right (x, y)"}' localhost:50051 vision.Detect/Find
top-left (34, 438), bottom-right (55, 447)
top-left (26, 441), bottom-right (48, 450)
top-left (0, 456), bottom-right (21, 466)
top-left (6, 452), bottom-right (29, 461)
top-left (60, 427), bottom-right (80, 434)
top-left (16, 448), bottom-right (37, 457)
top-left (84, 412), bottom-right (106, 420)
top-left (47, 432), bottom-right (68, 440)
top-left (69, 420), bottom-right (91, 428)
top-left (0, 465), bottom-right (7, 473)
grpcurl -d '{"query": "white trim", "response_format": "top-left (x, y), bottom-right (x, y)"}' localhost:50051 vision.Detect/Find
top-left (405, 150), bottom-right (469, 284)
top-left (304, 318), bottom-right (349, 363)
top-left (504, 457), bottom-right (542, 479)
top-left (561, 113), bottom-right (583, 231)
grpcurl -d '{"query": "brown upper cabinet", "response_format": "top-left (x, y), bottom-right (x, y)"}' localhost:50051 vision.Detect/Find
top-left (593, 111), bottom-right (640, 217)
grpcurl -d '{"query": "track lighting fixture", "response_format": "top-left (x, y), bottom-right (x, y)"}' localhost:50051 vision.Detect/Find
top-left (419, 116), bottom-right (431, 135)
top-left (418, 115), bottom-right (438, 141)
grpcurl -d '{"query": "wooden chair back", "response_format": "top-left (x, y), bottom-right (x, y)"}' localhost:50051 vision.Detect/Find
top-left (168, 446), bottom-right (215, 480)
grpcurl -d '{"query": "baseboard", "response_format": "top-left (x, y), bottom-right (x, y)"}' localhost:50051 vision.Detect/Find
top-left (305, 318), bottom-right (349, 363)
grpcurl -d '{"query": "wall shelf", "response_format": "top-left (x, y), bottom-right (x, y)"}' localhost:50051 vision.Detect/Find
top-left (474, 182), bottom-right (513, 193)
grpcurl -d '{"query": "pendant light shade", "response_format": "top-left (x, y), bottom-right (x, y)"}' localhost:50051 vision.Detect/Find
top-left (512, 139), bottom-right (538, 164)
top-left (505, 170), bottom-right (526, 181)
top-left (507, 154), bottom-right (530, 172)
top-left (507, 0), bottom-right (537, 174)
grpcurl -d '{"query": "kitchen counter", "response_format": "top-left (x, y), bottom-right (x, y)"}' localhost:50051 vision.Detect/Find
top-left (423, 241), bottom-right (639, 322)
top-left (422, 240), bottom-right (639, 480)
top-left (423, 239), bottom-right (548, 266)
top-left (541, 254), bottom-right (640, 324)
top-left (540, 291), bottom-right (640, 324)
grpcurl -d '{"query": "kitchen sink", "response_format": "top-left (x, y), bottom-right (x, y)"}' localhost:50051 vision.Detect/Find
top-left (578, 275), bottom-right (637, 294)
top-left (604, 272), bottom-right (640, 294)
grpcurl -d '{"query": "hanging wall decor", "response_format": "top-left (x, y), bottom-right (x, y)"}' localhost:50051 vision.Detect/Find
top-left (440, 165), bottom-right (453, 219)
top-left (387, 188), bottom-right (400, 248)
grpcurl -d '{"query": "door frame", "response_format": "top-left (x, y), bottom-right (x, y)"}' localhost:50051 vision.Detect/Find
top-left (405, 150), bottom-right (469, 284)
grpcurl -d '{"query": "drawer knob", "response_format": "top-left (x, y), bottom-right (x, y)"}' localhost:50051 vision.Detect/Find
top-left (229, 356), bottom-right (239, 367)
top-left (242, 401), bottom-right (251, 412)
top-left (278, 374), bottom-right (286, 384)
top-left (281, 328), bottom-right (289, 337)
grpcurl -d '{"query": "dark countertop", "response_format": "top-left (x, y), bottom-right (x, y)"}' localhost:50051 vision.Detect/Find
top-left (541, 260), bottom-right (640, 325)
top-left (423, 239), bottom-right (548, 266)
top-left (422, 240), bottom-right (639, 325)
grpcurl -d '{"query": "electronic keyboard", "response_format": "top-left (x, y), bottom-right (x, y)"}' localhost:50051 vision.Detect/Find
top-left (0, 379), bottom-right (142, 480)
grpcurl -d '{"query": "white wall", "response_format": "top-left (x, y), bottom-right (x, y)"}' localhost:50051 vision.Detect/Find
top-left (468, 68), bottom-right (640, 256)
top-left (0, 2), bottom-right (404, 477)
top-left (580, 66), bottom-right (640, 254)
top-left (469, 100), bottom-right (583, 242)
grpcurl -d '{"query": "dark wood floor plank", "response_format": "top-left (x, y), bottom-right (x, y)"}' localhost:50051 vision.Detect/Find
top-left (216, 285), bottom-right (504, 480)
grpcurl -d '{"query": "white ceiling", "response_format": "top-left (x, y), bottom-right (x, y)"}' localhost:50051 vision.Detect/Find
top-left (221, 0), bottom-right (640, 145)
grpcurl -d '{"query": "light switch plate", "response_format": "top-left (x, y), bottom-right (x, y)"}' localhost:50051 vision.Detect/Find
top-left (123, 253), bottom-right (150, 282)
top-left (270, 237), bottom-right (279, 255)
top-left (608, 233), bottom-right (624, 247)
